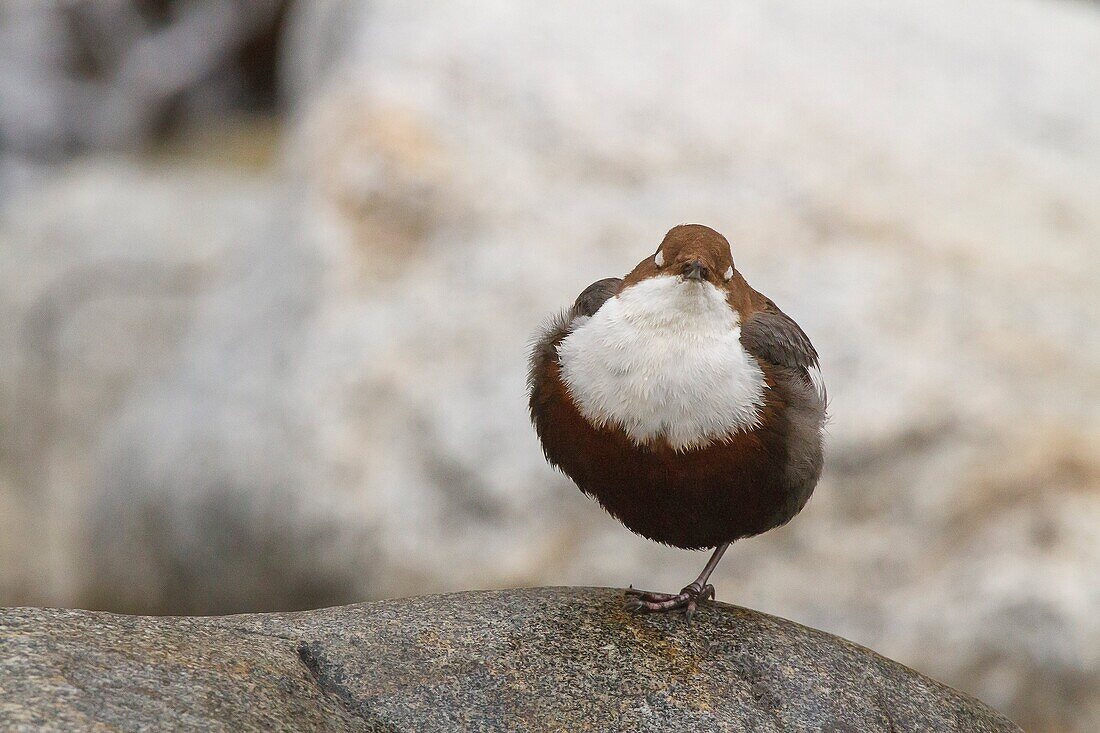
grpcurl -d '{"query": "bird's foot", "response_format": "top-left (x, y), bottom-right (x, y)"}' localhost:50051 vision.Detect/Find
top-left (624, 582), bottom-right (715, 620)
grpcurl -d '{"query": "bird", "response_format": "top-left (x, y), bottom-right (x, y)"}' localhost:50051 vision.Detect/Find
top-left (528, 224), bottom-right (826, 618)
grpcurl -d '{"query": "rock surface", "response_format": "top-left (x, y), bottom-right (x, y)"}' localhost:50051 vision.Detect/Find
top-left (0, 588), bottom-right (1020, 733)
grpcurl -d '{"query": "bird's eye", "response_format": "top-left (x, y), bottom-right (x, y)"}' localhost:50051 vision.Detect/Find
top-left (723, 266), bottom-right (733, 281)
top-left (654, 250), bottom-right (665, 268)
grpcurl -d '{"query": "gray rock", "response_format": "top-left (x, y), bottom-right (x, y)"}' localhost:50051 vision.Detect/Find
top-left (0, 587), bottom-right (1020, 733)
top-left (0, 1), bottom-right (287, 159)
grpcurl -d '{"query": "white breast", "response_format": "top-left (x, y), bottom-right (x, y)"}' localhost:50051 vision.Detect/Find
top-left (557, 275), bottom-right (766, 452)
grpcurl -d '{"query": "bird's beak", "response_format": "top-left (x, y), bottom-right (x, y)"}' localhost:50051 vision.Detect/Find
top-left (681, 260), bottom-right (707, 282)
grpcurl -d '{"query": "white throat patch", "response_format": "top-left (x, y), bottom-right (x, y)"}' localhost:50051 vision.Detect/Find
top-left (557, 275), bottom-right (766, 451)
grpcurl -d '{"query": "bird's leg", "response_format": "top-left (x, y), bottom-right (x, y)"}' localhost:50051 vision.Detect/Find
top-left (625, 542), bottom-right (730, 619)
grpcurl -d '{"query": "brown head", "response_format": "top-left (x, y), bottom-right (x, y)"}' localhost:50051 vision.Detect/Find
top-left (622, 225), bottom-right (733, 286)
top-left (621, 225), bottom-right (756, 308)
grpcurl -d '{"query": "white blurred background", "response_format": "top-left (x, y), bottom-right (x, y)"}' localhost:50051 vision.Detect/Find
top-left (1, 2), bottom-right (1098, 730)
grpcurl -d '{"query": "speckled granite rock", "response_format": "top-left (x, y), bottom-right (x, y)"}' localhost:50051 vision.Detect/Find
top-left (0, 588), bottom-right (1020, 733)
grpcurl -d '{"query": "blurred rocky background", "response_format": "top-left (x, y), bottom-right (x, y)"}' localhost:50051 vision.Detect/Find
top-left (1, 1), bottom-right (1097, 731)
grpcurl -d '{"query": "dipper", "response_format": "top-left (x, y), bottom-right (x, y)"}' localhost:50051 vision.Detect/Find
top-left (528, 224), bottom-right (826, 617)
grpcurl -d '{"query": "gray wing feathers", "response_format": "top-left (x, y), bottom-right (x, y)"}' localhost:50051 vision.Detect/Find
top-left (741, 305), bottom-right (827, 409)
top-left (572, 277), bottom-right (622, 319)
top-left (741, 309), bottom-right (819, 371)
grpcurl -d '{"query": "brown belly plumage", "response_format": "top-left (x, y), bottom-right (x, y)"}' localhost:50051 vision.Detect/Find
top-left (530, 359), bottom-right (814, 550)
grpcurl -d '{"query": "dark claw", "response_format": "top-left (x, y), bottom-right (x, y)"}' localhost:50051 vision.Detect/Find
top-left (624, 587), bottom-right (677, 603)
top-left (622, 582), bottom-right (716, 618)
